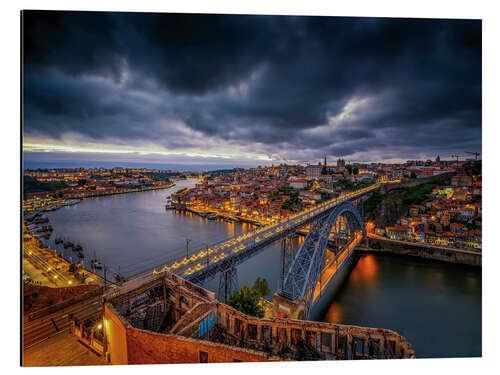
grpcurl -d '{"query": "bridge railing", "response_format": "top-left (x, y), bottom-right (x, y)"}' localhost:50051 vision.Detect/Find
top-left (133, 183), bottom-right (382, 281)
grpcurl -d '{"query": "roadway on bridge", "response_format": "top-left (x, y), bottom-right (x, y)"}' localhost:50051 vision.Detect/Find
top-left (151, 184), bottom-right (380, 280)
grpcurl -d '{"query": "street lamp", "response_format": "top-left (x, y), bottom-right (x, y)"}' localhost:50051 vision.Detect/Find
top-left (202, 243), bottom-right (209, 267)
top-left (186, 238), bottom-right (192, 258)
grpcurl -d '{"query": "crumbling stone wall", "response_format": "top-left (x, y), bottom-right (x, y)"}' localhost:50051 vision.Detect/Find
top-left (103, 270), bottom-right (415, 365)
top-left (126, 326), bottom-right (278, 364)
top-left (175, 301), bottom-right (415, 360)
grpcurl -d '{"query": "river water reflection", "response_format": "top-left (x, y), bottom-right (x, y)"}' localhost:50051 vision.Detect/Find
top-left (41, 180), bottom-right (481, 358)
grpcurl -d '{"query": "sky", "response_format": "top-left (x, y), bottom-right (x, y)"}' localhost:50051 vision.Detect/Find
top-left (22, 11), bottom-right (482, 169)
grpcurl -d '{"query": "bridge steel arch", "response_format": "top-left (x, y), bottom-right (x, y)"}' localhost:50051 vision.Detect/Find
top-left (279, 200), bottom-right (365, 319)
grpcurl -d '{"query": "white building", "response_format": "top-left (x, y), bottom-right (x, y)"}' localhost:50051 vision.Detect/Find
top-left (306, 164), bottom-right (322, 179)
top-left (289, 178), bottom-right (308, 189)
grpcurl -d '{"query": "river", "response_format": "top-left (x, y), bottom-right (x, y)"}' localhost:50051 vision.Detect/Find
top-left (40, 178), bottom-right (481, 358)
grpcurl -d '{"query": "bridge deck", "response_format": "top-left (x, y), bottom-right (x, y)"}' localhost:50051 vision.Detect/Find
top-left (313, 232), bottom-right (363, 303)
top-left (146, 184), bottom-right (380, 283)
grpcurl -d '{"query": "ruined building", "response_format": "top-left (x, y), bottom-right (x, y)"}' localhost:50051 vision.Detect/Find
top-left (101, 271), bottom-right (415, 364)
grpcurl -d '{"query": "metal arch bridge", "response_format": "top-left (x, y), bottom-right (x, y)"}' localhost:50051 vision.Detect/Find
top-left (278, 200), bottom-right (366, 319)
top-left (148, 183), bottom-right (381, 294)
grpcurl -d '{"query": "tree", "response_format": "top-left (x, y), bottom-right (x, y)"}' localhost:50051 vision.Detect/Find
top-left (227, 277), bottom-right (271, 317)
top-left (253, 277), bottom-right (270, 298)
top-left (346, 165), bottom-right (353, 175)
top-left (227, 286), bottom-right (264, 317)
top-left (321, 166), bottom-right (327, 175)
top-left (410, 172), bottom-right (417, 179)
top-left (353, 167), bottom-right (359, 175)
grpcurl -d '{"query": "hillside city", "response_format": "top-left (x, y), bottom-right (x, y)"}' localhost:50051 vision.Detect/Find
top-left (23, 156), bottom-right (482, 251)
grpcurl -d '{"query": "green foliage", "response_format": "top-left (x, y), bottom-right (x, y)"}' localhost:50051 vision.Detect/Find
top-left (353, 167), bottom-right (359, 175)
top-left (321, 166), bottom-right (327, 175)
top-left (23, 176), bottom-right (67, 194)
top-left (278, 185), bottom-right (294, 195)
top-left (252, 277), bottom-right (270, 298)
top-left (335, 179), bottom-right (370, 192)
top-left (227, 277), bottom-right (271, 317)
top-left (282, 195), bottom-right (302, 211)
top-left (463, 160), bottom-right (482, 179)
top-left (401, 183), bottom-right (436, 205)
top-left (410, 172), bottom-right (417, 179)
top-left (227, 286), bottom-right (264, 318)
top-left (363, 188), bottom-right (385, 215)
top-left (346, 165), bottom-right (353, 175)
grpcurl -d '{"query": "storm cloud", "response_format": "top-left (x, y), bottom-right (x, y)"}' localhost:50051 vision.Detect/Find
top-left (22, 11), bottom-right (482, 166)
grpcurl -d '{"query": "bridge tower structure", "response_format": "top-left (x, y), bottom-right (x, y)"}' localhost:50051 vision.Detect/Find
top-left (275, 201), bottom-right (366, 320)
top-left (217, 262), bottom-right (239, 303)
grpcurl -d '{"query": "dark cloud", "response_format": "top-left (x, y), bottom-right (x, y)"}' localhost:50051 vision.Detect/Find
top-left (22, 11), bottom-right (482, 164)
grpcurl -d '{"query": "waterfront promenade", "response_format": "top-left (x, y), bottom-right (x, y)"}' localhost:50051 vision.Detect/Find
top-left (23, 229), bottom-right (107, 287)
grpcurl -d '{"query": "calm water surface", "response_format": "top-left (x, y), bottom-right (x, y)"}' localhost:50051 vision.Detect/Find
top-left (41, 182), bottom-right (481, 358)
top-left (321, 253), bottom-right (481, 358)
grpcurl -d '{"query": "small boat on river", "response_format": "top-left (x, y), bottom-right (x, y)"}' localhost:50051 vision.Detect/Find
top-left (114, 266), bottom-right (127, 283)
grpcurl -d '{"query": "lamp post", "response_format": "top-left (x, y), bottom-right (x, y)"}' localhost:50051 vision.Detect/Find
top-left (186, 238), bottom-right (192, 258)
top-left (202, 243), bottom-right (209, 267)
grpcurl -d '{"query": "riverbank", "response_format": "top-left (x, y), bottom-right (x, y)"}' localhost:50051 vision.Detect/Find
top-left (23, 229), bottom-right (108, 287)
top-left (60, 182), bottom-right (176, 202)
top-left (172, 204), bottom-right (265, 226)
top-left (357, 235), bottom-right (481, 267)
top-left (23, 183), bottom-right (176, 214)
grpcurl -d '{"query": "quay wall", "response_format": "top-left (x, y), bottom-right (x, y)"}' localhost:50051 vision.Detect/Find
top-left (359, 237), bottom-right (481, 267)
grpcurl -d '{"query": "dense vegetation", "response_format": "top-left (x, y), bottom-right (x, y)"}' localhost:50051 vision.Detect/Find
top-left (143, 172), bottom-right (173, 182)
top-left (227, 277), bottom-right (271, 318)
top-left (401, 183), bottom-right (437, 206)
top-left (281, 190), bottom-right (302, 211)
top-left (463, 160), bottom-right (482, 180)
top-left (363, 188), bottom-right (385, 215)
top-left (363, 182), bottom-right (440, 228)
top-left (206, 168), bottom-right (245, 177)
top-left (335, 179), bottom-right (369, 192)
top-left (23, 176), bottom-right (68, 195)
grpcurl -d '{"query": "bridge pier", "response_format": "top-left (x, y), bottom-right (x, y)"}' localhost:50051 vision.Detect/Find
top-left (272, 292), bottom-right (305, 320)
top-left (279, 234), bottom-right (297, 290)
top-left (217, 265), bottom-right (239, 303)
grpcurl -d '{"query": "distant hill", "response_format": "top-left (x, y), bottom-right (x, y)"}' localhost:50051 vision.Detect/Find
top-left (23, 175), bottom-right (68, 194)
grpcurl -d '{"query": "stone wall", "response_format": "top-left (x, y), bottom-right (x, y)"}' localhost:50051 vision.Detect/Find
top-left (361, 237), bottom-right (481, 267)
top-left (380, 172), bottom-right (454, 194)
top-left (126, 326), bottom-right (277, 364)
top-left (103, 270), bottom-right (415, 364)
top-left (176, 301), bottom-right (415, 360)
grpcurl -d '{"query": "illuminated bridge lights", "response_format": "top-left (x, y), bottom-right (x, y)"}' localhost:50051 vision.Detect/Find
top-left (152, 184), bottom-right (384, 277)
